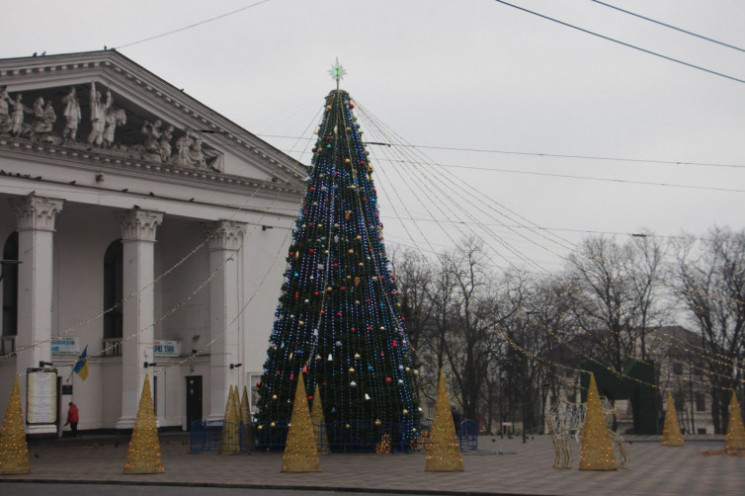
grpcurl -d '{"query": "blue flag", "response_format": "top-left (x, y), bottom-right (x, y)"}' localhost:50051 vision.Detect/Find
top-left (73, 345), bottom-right (89, 381)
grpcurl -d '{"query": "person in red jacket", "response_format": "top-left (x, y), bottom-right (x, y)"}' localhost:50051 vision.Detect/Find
top-left (65, 401), bottom-right (79, 437)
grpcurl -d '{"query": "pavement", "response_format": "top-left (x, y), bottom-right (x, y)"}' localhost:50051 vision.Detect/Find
top-left (1, 433), bottom-right (744, 495)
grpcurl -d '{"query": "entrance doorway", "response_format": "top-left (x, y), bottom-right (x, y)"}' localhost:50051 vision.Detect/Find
top-left (185, 376), bottom-right (202, 431)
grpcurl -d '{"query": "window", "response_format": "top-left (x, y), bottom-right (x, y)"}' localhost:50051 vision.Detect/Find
top-left (695, 393), bottom-right (706, 412)
top-left (103, 240), bottom-right (123, 340)
top-left (674, 391), bottom-right (685, 412)
top-left (2, 232), bottom-right (19, 337)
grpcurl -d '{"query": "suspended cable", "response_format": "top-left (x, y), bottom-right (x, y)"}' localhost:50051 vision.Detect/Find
top-left (491, 0), bottom-right (745, 85)
top-left (114, 0), bottom-right (275, 50)
top-left (258, 133), bottom-right (745, 170)
top-left (589, 0), bottom-right (745, 54)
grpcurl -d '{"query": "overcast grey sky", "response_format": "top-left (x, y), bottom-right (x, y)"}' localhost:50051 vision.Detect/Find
top-left (2, 0), bottom-right (744, 271)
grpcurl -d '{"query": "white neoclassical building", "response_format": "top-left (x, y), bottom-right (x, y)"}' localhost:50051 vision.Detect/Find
top-left (0, 50), bottom-right (304, 434)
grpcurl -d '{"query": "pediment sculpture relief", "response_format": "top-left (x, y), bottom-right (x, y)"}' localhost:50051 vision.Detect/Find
top-left (0, 82), bottom-right (219, 171)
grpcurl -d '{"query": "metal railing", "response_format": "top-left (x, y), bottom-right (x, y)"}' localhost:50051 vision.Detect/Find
top-left (190, 418), bottom-right (478, 454)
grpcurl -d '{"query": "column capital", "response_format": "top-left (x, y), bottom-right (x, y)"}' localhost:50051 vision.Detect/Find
top-left (9, 195), bottom-right (64, 232)
top-left (116, 209), bottom-right (164, 242)
top-left (207, 220), bottom-right (247, 251)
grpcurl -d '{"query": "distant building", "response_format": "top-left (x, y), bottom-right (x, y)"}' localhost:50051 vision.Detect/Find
top-left (0, 50), bottom-right (304, 434)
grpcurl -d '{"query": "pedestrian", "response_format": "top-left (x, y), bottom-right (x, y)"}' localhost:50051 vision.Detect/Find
top-left (65, 401), bottom-right (79, 437)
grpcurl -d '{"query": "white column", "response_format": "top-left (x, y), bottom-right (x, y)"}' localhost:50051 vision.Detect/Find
top-left (9, 195), bottom-right (64, 435)
top-left (206, 220), bottom-right (245, 421)
top-left (114, 209), bottom-right (163, 429)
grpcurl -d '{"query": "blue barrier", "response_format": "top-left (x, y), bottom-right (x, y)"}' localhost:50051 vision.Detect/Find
top-left (458, 418), bottom-right (479, 450)
top-left (190, 418), bottom-right (478, 453)
top-left (189, 420), bottom-right (249, 454)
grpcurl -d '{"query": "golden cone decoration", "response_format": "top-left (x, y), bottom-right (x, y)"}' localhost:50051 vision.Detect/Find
top-left (726, 390), bottom-right (745, 451)
top-left (124, 374), bottom-right (164, 473)
top-left (311, 384), bottom-right (329, 454)
top-left (579, 373), bottom-right (617, 471)
top-left (0, 376), bottom-right (30, 474)
top-left (219, 385), bottom-right (240, 455)
top-left (425, 370), bottom-right (464, 471)
top-left (662, 392), bottom-right (684, 446)
top-left (240, 385), bottom-right (254, 452)
top-left (282, 372), bottom-right (320, 472)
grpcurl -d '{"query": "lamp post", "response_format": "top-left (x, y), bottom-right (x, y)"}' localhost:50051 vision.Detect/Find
top-left (522, 355), bottom-right (528, 443)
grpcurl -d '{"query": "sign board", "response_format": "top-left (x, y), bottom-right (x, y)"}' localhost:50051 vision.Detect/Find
top-left (51, 336), bottom-right (79, 355)
top-left (153, 340), bottom-right (180, 357)
top-left (27, 370), bottom-right (58, 424)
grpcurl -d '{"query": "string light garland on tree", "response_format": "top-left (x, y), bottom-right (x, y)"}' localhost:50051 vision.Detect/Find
top-left (0, 376), bottom-right (30, 474)
top-left (282, 372), bottom-right (320, 472)
top-left (219, 385), bottom-right (241, 455)
top-left (256, 69), bottom-right (420, 449)
top-left (124, 374), bottom-right (164, 474)
top-left (725, 390), bottom-right (745, 451)
top-left (425, 370), bottom-right (464, 472)
top-left (578, 373), bottom-right (617, 471)
top-left (662, 392), bottom-right (684, 446)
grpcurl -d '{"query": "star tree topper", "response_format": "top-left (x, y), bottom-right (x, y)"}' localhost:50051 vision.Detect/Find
top-left (329, 58), bottom-right (346, 90)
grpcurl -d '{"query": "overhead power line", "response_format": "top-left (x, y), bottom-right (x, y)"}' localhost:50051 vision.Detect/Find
top-left (256, 133), bottom-right (745, 170)
top-left (492, 0), bottom-right (745, 85)
top-left (590, 0), bottom-right (745, 53)
top-left (114, 0), bottom-right (275, 50)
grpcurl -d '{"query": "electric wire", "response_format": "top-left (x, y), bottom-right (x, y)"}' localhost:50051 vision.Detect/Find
top-left (113, 0), bottom-right (276, 50)
top-left (257, 133), bottom-right (745, 171)
top-left (589, 0), bottom-right (745, 54)
top-left (492, 0), bottom-right (745, 85)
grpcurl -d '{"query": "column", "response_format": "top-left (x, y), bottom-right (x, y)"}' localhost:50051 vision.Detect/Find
top-left (9, 195), bottom-right (64, 435)
top-left (114, 209), bottom-right (163, 429)
top-left (206, 220), bottom-right (246, 420)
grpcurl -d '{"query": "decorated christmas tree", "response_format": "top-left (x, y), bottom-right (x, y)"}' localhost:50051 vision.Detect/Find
top-left (256, 63), bottom-right (420, 449)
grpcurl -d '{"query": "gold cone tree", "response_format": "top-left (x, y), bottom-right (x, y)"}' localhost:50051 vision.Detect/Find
top-left (219, 385), bottom-right (240, 455)
top-left (662, 392), bottom-right (684, 446)
top-left (726, 390), bottom-right (745, 451)
top-left (425, 370), bottom-right (464, 472)
top-left (311, 384), bottom-right (329, 454)
top-left (0, 376), bottom-right (30, 474)
top-left (124, 374), bottom-right (164, 474)
top-left (240, 385), bottom-right (254, 452)
top-left (579, 373), bottom-right (617, 471)
top-left (282, 372), bottom-right (320, 472)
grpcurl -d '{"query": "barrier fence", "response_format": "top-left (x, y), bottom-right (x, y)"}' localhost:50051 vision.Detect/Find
top-left (189, 418), bottom-right (479, 453)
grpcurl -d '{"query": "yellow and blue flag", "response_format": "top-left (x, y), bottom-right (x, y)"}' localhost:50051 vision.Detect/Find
top-left (73, 345), bottom-right (89, 381)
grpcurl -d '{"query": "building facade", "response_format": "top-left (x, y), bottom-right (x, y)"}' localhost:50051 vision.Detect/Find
top-left (0, 50), bottom-right (304, 434)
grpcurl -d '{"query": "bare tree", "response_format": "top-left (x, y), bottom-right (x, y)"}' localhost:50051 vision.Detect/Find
top-left (566, 236), bottom-right (666, 371)
top-left (671, 227), bottom-right (745, 432)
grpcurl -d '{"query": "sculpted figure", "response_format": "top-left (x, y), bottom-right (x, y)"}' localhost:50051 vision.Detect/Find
top-left (61, 86), bottom-right (81, 142)
top-left (0, 86), bottom-right (10, 133)
top-left (9, 94), bottom-right (27, 136)
top-left (189, 132), bottom-right (206, 167)
top-left (159, 124), bottom-right (174, 162)
top-left (142, 119), bottom-right (163, 154)
top-left (88, 82), bottom-right (112, 147)
top-left (175, 127), bottom-right (194, 166)
top-left (38, 100), bottom-right (56, 134)
top-left (103, 107), bottom-right (126, 148)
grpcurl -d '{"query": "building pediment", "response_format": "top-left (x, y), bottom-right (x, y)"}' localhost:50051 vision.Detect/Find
top-left (0, 50), bottom-right (306, 191)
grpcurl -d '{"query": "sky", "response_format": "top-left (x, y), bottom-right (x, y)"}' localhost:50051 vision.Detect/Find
top-left (2, 0), bottom-right (745, 272)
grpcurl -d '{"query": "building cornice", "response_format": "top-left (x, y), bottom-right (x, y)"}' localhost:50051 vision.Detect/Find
top-left (0, 50), bottom-right (307, 189)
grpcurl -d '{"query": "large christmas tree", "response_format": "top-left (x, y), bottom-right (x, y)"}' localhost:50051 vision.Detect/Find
top-left (255, 78), bottom-right (420, 449)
